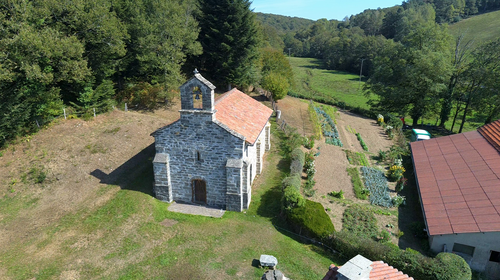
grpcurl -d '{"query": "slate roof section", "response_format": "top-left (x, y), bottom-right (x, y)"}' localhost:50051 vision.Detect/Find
top-left (214, 88), bottom-right (273, 145)
top-left (478, 119), bottom-right (500, 152)
top-left (411, 128), bottom-right (500, 236)
top-left (370, 261), bottom-right (414, 280)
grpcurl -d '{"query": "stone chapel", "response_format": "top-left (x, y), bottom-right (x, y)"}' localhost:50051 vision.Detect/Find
top-left (151, 72), bottom-right (273, 211)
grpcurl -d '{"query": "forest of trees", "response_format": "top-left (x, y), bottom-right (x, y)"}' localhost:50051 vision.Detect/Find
top-left (260, 0), bottom-right (500, 129)
top-left (1, 0), bottom-right (499, 148)
top-left (0, 0), bottom-right (293, 148)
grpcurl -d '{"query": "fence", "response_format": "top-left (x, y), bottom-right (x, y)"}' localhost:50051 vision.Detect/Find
top-left (32, 103), bottom-right (131, 129)
top-left (256, 87), bottom-right (290, 134)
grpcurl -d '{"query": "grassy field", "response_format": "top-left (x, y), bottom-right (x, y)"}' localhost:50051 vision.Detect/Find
top-left (449, 10), bottom-right (500, 44)
top-left (290, 57), bottom-right (483, 133)
top-left (0, 111), bottom-right (339, 279)
top-left (289, 57), bottom-right (370, 110)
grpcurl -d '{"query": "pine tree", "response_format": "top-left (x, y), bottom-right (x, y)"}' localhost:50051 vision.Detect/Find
top-left (195, 0), bottom-right (260, 89)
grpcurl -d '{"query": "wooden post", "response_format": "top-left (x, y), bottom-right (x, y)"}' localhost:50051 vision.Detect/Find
top-left (36, 119), bottom-right (40, 128)
top-left (125, 103), bottom-right (128, 112)
top-left (63, 108), bottom-right (66, 119)
top-left (93, 108), bottom-right (96, 118)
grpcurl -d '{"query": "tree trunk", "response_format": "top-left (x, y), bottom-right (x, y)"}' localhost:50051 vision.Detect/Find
top-left (411, 115), bottom-right (420, 126)
top-left (439, 77), bottom-right (457, 127)
top-left (451, 102), bottom-right (462, 132)
top-left (485, 105), bottom-right (500, 124)
top-left (458, 98), bottom-right (471, 133)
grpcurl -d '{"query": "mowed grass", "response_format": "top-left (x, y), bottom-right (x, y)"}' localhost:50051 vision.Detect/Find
top-left (289, 57), bottom-right (370, 110)
top-left (0, 123), bottom-right (338, 280)
top-left (449, 10), bottom-right (500, 44)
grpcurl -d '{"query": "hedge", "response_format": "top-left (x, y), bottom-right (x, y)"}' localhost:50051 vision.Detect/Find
top-left (282, 187), bottom-right (306, 210)
top-left (290, 147), bottom-right (305, 174)
top-left (282, 174), bottom-right (301, 191)
top-left (326, 231), bottom-right (472, 280)
top-left (287, 200), bottom-right (335, 239)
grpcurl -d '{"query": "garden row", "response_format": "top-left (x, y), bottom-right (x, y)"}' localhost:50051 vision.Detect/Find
top-left (312, 104), bottom-right (343, 147)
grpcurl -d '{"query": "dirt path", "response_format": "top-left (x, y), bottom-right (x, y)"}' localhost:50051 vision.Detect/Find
top-left (276, 96), bottom-right (314, 137)
top-left (336, 110), bottom-right (393, 154)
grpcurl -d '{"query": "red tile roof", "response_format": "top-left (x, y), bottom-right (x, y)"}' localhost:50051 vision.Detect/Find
top-left (323, 262), bottom-right (413, 280)
top-left (411, 128), bottom-right (500, 236)
top-left (214, 89), bottom-right (273, 145)
top-left (370, 261), bottom-right (414, 280)
top-left (478, 119), bottom-right (500, 152)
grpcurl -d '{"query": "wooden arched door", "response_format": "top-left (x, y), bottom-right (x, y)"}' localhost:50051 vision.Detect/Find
top-left (192, 179), bottom-right (207, 204)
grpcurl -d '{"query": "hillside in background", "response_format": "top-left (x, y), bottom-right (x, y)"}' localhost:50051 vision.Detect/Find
top-left (449, 10), bottom-right (500, 43)
top-left (255, 12), bottom-right (314, 34)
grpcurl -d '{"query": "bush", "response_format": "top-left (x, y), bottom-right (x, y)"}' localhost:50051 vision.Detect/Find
top-left (262, 72), bottom-right (290, 101)
top-left (326, 231), bottom-right (471, 280)
top-left (395, 177), bottom-right (407, 192)
top-left (303, 136), bottom-right (315, 149)
top-left (392, 195), bottom-right (406, 207)
top-left (287, 200), bottom-right (335, 239)
top-left (388, 165), bottom-right (405, 182)
top-left (290, 148), bottom-right (305, 174)
top-left (282, 129), bottom-right (303, 157)
top-left (435, 253), bottom-right (471, 280)
top-left (282, 187), bottom-right (305, 210)
top-left (282, 174), bottom-right (301, 191)
top-left (329, 190), bottom-right (344, 199)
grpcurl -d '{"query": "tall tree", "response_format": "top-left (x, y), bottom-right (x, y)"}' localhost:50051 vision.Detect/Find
top-left (195, 0), bottom-right (260, 89)
top-left (438, 33), bottom-right (473, 127)
top-left (0, 0), bottom-right (90, 146)
top-left (114, 0), bottom-right (202, 90)
top-left (456, 38), bottom-right (500, 132)
top-left (366, 19), bottom-right (452, 125)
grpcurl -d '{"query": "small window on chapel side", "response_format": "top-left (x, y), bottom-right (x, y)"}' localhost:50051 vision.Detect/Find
top-left (196, 151), bottom-right (201, 161)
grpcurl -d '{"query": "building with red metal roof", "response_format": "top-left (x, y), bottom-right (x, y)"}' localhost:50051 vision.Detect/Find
top-left (151, 72), bottom-right (273, 212)
top-left (410, 120), bottom-right (500, 277)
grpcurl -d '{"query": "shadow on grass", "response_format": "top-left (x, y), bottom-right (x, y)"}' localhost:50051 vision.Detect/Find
top-left (90, 143), bottom-right (155, 196)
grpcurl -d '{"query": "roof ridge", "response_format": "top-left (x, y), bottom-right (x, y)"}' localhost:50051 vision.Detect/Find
top-left (214, 88), bottom-right (238, 105)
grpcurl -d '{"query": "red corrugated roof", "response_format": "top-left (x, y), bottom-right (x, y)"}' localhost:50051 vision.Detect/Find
top-left (214, 89), bottom-right (273, 145)
top-left (411, 128), bottom-right (500, 236)
top-left (370, 261), bottom-right (414, 280)
top-left (478, 119), bottom-right (500, 152)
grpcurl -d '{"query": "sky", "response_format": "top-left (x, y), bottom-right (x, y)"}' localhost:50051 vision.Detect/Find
top-left (251, 0), bottom-right (403, 21)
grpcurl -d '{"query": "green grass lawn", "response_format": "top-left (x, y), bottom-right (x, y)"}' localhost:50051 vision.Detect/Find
top-left (289, 57), bottom-right (370, 110)
top-left (290, 57), bottom-right (482, 133)
top-left (0, 122), bottom-right (339, 280)
top-left (449, 10), bottom-right (500, 44)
